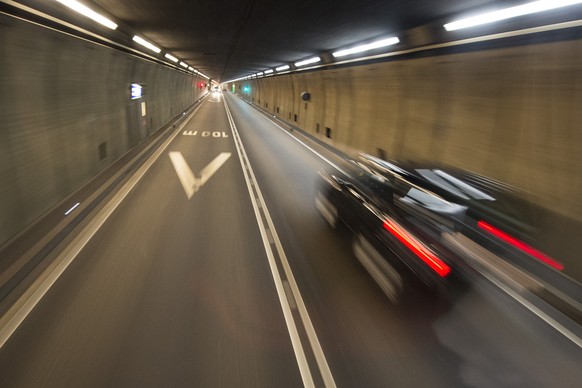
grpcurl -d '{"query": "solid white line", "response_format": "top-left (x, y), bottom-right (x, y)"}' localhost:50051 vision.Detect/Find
top-left (443, 232), bottom-right (582, 349)
top-left (0, 100), bottom-right (205, 349)
top-left (223, 97), bottom-right (336, 387)
top-left (239, 95), bottom-right (582, 351)
top-left (262, 115), bottom-right (348, 175)
top-left (485, 272), bottom-right (582, 349)
top-left (64, 202), bottom-right (80, 215)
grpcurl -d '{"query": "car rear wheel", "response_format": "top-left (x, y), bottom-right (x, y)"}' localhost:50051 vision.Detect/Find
top-left (352, 234), bottom-right (404, 303)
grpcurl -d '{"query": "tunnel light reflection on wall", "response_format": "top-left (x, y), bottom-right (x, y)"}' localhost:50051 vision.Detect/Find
top-left (132, 36), bottom-right (161, 53)
top-left (56, 0), bottom-right (117, 29)
top-left (276, 65), bottom-right (290, 71)
top-left (444, 0), bottom-right (582, 31)
top-left (295, 57), bottom-right (321, 67)
top-left (164, 53), bottom-right (179, 63)
top-left (332, 37), bottom-right (400, 57)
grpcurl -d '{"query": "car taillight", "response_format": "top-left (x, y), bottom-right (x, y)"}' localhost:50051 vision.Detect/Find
top-left (383, 219), bottom-right (451, 277)
top-left (477, 220), bottom-right (564, 271)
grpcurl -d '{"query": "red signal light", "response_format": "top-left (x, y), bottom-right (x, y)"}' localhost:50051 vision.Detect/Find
top-left (383, 219), bottom-right (451, 277)
top-left (477, 220), bottom-right (564, 271)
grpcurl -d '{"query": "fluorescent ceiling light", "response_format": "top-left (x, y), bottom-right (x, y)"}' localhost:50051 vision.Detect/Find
top-left (188, 66), bottom-right (194, 71)
top-left (264, 69), bottom-right (274, 74)
top-left (132, 36), bottom-right (161, 53)
top-left (256, 72), bottom-right (264, 76)
top-left (332, 37), bottom-right (399, 57)
top-left (56, 0), bottom-right (117, 29)
top-left (295, 57), bottom-right (321, 67)
top-left (164, 53), bottom-right (178, 63)
top-left (276, 65), bottom-right (290, 71)
top-left (179, 62), bottom-right (188, 68)
top-left (444, 0), bottom-right (582, 31)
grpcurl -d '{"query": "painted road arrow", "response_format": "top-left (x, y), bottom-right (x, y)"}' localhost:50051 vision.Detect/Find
top-left (169, 151), bottom-right (231, 199)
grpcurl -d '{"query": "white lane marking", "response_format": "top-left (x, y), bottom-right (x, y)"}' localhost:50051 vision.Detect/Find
top-left (0, 100), bottom-right (206, 350)
top-left (169, 152), bottom-right (231, 199)
top-left (197, 152), bottom-right (231, 188)
top-left (240, 96), bottom-right (582, 347)
top-left (169, 152), bottom-right (196, 199)
top-left (223, 98), bottom-right (336, 388)
top-left (256, 112), bottom-right (347, 175)
top-left (64, 202), bottom-right (80, 215)
top-left (443, 232), bottom-right (582, 348)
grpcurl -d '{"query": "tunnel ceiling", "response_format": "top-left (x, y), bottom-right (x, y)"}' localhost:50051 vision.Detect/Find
top-left (88, 0), bottom-right (504, 82)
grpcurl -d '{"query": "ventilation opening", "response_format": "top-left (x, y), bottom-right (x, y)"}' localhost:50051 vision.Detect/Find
top-left (326, 127), bottom-right (332, 138)
top-left (294, 114), bottom-right (297, 122)
top-left (316, 123), bottom-right (320, 133)
top-left (265, 102), bottom-right (268, 108)
top-left (98, 142), bottom-right (107, 161)
top-left (277, 107), bottom-right (280, 113)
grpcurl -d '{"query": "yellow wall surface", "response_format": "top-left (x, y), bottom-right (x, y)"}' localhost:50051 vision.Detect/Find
top-left (235, 39), bottom-right (582, 222)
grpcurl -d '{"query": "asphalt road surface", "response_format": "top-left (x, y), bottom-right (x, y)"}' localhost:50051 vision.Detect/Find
top-left (0, 91), bottom-right (580, 387)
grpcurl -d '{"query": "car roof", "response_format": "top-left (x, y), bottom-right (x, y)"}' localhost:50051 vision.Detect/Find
top-left (354, 154), bottom-right (536, 235)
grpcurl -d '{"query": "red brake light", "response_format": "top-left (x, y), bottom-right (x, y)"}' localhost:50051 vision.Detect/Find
top-left (383, 219), bottom-right (451, 277)
top-left (477, 220), bottom-right (564, 271)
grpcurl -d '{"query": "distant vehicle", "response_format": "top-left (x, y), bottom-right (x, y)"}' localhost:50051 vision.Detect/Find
top-left (316, 154), bottom-right (563, 303)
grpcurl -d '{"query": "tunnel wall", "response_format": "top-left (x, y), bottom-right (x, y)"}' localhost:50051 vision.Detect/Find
top-left (0, 14), bottom-right (205, 244)
top-left (236, 39), bottom-right (582, 222)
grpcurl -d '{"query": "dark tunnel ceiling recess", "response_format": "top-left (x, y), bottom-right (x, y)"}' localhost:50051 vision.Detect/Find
top-left (91, 0), bottom-right (506, 82)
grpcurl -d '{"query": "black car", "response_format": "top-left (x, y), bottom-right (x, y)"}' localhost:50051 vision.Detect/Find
top-left (315, 154), bottom-right (565, 303)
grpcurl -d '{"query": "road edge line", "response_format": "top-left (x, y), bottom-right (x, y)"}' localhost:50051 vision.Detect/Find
top-left (223, 96), bottom-right (336, 388)
top-left (0, 100), bottom-right (206, 349)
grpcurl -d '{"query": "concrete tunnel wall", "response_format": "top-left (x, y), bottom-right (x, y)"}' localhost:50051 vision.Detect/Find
top-left (234, 38), bottom-right (582, 224)
top-left (0, 14), bottom-right (205, 245)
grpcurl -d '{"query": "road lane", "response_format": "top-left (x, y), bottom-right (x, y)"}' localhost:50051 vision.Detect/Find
top-left (0, 93), bottom-right (304, 387)
top-left (0, 90), bottom-right (579, 388)
top-left (223, 93), bottom-right (582, 387)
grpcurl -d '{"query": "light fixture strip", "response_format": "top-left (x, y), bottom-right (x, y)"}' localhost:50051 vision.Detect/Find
top-left (275, 65), bottom-right (290, 71)
top-left (132, 36), bottom-right (161, 53)
top-left (444, 0), bottom-right (582, 31)
top-left (294, 56), bottom-right (321, 67)
top-left (55, 0), bottom-right (118, 29)
top-left (332, 37), bottom-right (399, 57)
top-left (179, 61), bottom-right (188, 68)
top-left (164, 53), bottom-right (179, 63)
top-left (264, 69), bottom-right (274, 74)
